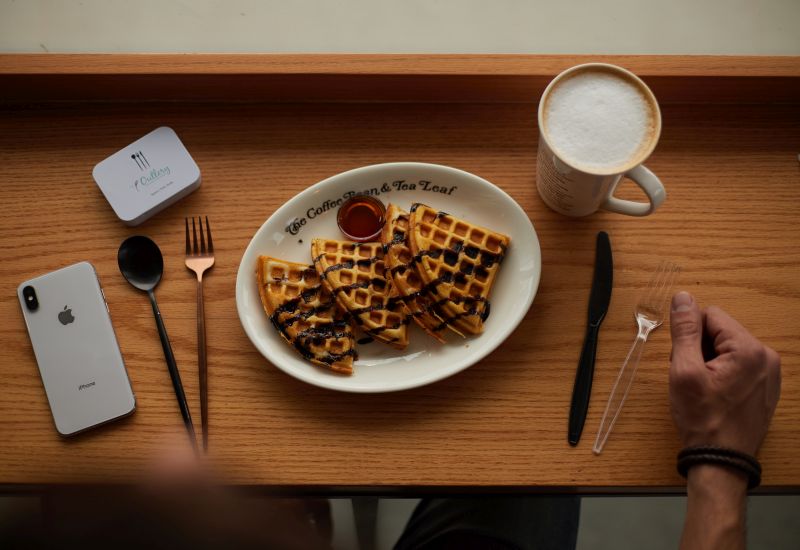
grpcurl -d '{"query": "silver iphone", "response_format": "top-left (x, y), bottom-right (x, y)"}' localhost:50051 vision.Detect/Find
top-left (17, 261), bottom-right (136, 436)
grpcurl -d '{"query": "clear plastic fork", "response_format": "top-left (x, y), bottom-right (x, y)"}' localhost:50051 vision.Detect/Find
top-left (593, 261), bottom-right (680, 455)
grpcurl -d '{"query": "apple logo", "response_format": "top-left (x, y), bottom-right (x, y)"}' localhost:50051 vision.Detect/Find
top-left (58, 305), bottom-right (75, 325)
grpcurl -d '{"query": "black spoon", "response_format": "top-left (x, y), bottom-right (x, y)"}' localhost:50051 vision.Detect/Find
top-left (118, 236), bottom-right (196, 447)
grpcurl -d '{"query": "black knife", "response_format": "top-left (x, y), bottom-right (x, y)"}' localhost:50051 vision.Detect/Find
top-left (568, 231), bottom-right (613, 446)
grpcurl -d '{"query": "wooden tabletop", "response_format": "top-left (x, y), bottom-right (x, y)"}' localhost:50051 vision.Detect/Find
top-left (0, 56), bottom-right (798, 491)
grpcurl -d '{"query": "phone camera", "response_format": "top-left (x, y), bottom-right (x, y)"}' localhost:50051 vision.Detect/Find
top-left (22, 286), bottom-right (39, 311)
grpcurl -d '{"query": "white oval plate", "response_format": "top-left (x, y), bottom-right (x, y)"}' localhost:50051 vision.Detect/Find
top-left (236, 163), bottom-right (541, 393)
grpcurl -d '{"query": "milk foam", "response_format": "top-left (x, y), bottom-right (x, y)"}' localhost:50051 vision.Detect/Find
top-left (544, 70), bottom-right (655, 172)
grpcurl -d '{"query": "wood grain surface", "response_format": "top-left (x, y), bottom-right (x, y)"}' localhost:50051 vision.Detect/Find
top-left (5, 53), bottom-right (800, 76)
top-left (2, 54), bottom-right (800, 103)
top-left (0, 63), bottom-right (798, 491)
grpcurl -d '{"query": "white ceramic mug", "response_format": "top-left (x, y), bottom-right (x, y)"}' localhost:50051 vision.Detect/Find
top-left (536, 63), bottom-right (666, 217)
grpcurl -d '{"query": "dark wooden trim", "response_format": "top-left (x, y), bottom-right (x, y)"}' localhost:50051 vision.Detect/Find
top-left (0, 483), bottom-right (797, 496)
top-left (1, 54), bottom-right (798, 104)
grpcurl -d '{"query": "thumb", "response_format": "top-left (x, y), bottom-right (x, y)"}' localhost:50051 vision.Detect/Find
top-left (669, 291), bottom-right (704, 365)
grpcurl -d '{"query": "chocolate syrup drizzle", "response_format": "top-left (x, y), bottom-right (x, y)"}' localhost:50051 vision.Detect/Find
top-left (380, 206), bottom-right (507, 334)
top-left (300, 206), bottom-right (507, 347)
top-left (268, 283), bottom-right (356, 366)
top-left (313, 248), bottom-right (405, 344)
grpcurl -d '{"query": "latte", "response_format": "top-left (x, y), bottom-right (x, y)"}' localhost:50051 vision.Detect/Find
top-left (541, 66), bottom-right (658, 174)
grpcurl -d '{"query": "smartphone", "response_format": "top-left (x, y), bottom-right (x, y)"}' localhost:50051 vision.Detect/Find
top-left (17, 261), bottom-right (135, 436)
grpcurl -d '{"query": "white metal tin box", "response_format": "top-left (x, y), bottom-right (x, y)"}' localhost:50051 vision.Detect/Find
top-left (92, 127), bottom-right (201, 226)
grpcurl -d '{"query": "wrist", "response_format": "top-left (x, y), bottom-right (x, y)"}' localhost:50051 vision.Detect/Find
top-left (682, 465), bottom-right (747, 550)
top-left (678, 445), bottom-right (761, 489)
top-left (687, 463), bottom-right (748, 498)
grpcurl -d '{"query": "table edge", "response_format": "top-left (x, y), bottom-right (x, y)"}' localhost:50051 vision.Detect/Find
top-left (1, 53), bottom-right (799, 77)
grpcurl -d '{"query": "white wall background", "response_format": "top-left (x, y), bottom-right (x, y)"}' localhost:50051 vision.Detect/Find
top-left (1, 0), bottom-right (799, 54)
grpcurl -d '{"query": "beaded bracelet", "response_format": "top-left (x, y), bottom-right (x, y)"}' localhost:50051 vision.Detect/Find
top-left (677, 445), bottom-right (762, 489)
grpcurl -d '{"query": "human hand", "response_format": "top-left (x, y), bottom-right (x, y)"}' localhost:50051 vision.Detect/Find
top-left (668, 291), bottom-right (781, 456)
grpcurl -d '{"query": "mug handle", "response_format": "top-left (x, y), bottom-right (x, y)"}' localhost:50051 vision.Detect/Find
top-left (602, 165), bottom-right (666, 216)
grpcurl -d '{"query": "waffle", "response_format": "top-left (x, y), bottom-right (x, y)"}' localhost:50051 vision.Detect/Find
top-left (381, 204), bottom-right (448, 343)
top-left (408, 203), bottom-right (510, 336)
top-left (256, 255), bottom-right (355, 375)
top-left (311, 238), bottom-right (409, 349)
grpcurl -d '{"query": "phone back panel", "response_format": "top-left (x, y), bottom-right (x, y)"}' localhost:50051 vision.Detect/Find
top-left (17, 261), bottom-right (135, 436)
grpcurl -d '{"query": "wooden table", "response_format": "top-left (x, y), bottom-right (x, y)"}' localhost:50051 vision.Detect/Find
top-left (0, 54), bottom-right (798, 492)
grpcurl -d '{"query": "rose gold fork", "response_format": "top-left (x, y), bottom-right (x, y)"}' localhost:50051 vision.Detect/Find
top-left (185, 216), bottom-right (215, 452)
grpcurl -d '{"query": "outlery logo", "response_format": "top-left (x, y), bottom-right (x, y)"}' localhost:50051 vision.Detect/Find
top-left (133, 166), bottom-right (171, 192)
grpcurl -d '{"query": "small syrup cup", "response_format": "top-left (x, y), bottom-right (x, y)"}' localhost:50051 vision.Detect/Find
top-left (336, 195), bottom-right (386, 242)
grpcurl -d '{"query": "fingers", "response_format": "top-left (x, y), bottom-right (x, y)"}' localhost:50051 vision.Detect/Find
top-left (703, 305), bottom-right (750, 352)
top-left (704, 306), bottom-right (778, 369)
top-left (765, 346), bottom-right (782, 379)
top-left (765, 345), bottom-right (782, 416)
top-left (669, 291), bottom-right (704, 368)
